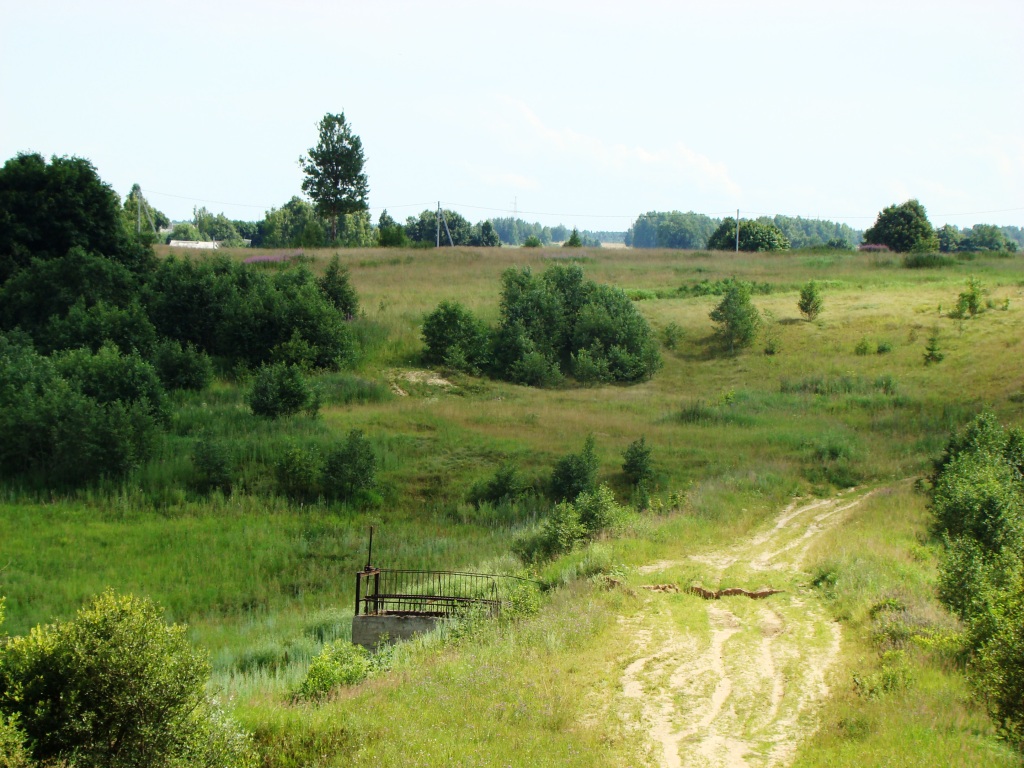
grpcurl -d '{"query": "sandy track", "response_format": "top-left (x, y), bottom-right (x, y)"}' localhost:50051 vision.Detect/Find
top-left (620, 491), bottom-right (871, 768)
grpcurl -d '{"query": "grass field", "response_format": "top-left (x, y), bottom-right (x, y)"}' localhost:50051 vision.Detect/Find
top-left (2, 244), bottom-right (1023, 766)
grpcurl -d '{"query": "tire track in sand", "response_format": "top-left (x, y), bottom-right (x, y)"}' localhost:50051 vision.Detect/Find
top-left (620, 490), bottom-right (872, 768)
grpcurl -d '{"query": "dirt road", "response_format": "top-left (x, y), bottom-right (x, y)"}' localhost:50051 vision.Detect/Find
top-left (620, 491), bottom-right (872, 768)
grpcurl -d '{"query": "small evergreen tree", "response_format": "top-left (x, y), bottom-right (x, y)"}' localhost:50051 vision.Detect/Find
top-left (563, 228), bottom-right (583, 247)
top-left (798, 281), bottom-right (823, 321)
top-left (709, 279), bottom-right (761, 353)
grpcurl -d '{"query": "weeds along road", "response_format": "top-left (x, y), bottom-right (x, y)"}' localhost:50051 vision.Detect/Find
top-left (618, 491), bottom-right (874, 768)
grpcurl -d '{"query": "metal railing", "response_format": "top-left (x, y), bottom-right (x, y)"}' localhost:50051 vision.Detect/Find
top-left (355, 568), bottom-right (501, 618)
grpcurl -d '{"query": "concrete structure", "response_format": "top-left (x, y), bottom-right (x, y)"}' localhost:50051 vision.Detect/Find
top-left (351, 614), bottom-right (443, 649)
top-left (168, 240), bottom-right (219, 249)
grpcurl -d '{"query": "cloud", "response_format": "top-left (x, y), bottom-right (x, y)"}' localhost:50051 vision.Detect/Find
top-left (506, 100), bottom-right (741, 198)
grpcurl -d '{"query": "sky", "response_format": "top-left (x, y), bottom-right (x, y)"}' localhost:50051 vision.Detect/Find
top-left (2, 0), bottom-right (1022, 232)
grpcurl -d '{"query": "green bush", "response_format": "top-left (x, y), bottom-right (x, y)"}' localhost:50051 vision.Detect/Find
top-left (0, 336), bottom-right (159, 487)
top-left (0, 712), bottom-right (29, 768)
top-left (574, 484), bottom-right (625, 533)
top-left (322, 430), bottom-right (377, 503)
top-left (275, 442), bottom-right (322, 501)
top-left (550, 435), bottom-right (599, 502)
top-left (0, 591), bottom-right (255, 768)
top-left (469, 462), bottom-right (530, 506)
top-left (247, 362), bottom-right (317, 418)
top-left (54, 342), bottom-right (168, 422)
top-left (421, 300), bottom-right (491, 373)
top-left (191, 436), bottom-right (233, 495)
top-left (298, 641), bottom-right (371, 700)
top-left (707, 218), bottom-right (790, 251)
top-left (151, 338), bottom-right (213, 391)
top-left (709, 279), bottom-right (761, 353)
top-left (622, 436), bottom-right (654, 487)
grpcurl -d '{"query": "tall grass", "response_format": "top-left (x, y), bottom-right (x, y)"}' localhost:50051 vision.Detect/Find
top-left (3, 246), bottom-right (1023, 765)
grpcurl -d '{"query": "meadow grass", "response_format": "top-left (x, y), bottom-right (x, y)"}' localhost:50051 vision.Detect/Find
top-left (3, 246), bottom-right (1023, 765)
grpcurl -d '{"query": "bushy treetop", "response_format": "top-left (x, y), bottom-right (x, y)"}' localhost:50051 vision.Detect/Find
top-left (707, 218), bottom-right (790, 252)
top-left (863, 199), bottom-right (938, 253)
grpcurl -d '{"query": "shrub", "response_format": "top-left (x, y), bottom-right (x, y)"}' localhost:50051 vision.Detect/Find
top-left (54, 341), bottom-right (168, 422)
top-left (322, 430), bottom-right (377, 503)
top-left (191, 436), bottom-right (233, 495)
top-left (151, 339), bottom-right (213, 391)
top-left (661, 321), bottom-right (683, 350)
top-left (0, 337), bottom-right (159, 486)
top-left (0, 713), bottom-right (29, 768)
top-left (863, 199), bottom-right (938, 253)
top-left (247, 363), bottom-right (317, 418)
top-left (0, 591), bottom-right (255, 768)
top-left (950, 276), bottom-right (984, 319)
top-left (275, 442), bottom-right (322, 501)
top-left (469, 462), bottom-right (530, 506)
top-left (298, 642), bottom-right (371, 700)
top-left (798, 281), bottom-right (823, 320)
top-left (516, 501), bottom-right (587, 562)
top-left (574, 484), bottom-right (625, 533)
top-left (709, 279), bottom-right (761, 353)
top-left (855, 338), bottom-right (872, 356)
top-left (522, 235), bottom-right (542, 248)
top-left (622, 436), bottom-right (654, 487)
top-left (550, 435), bottom-right (599, 502)
top-left (421, 301), bottom-right (490, 373)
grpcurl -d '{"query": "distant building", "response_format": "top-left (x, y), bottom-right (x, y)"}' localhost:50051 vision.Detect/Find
top-left (168, 240), bottom-right (219, 250)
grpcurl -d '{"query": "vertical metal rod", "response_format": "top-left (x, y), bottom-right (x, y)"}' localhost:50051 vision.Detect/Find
top-left (366, 526), bottom-right (374, 570)
top-left (735, 209), bottom-right (740, 252)
top-left (354, 572), bottom-right (362, 616)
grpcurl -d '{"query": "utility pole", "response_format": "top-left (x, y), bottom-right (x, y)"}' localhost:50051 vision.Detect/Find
top-left (735, 209), bottom-right (740, 252)
top-left (436, 201), bottom-right (441, 248)
top-left (137, 188), bottom-right (142, 234)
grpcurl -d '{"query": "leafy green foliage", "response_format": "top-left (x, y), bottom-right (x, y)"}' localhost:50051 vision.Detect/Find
top-left (932, 413), bottom-right (1024, 746)
top-left (550, 435), bottom-right (599, 502)
top-left (274, 442), bottom-right (321, 501)
top-left (191, 436), bottom-right (233, 495)
top-left (322, 430), bottom-right (377, 503)
top-left (151, 339), bottom-right (213, 391)
top-left (145, 256), bottom-right (354, 371)
top-left (377, 209), bottom-right (407, 248)
top-left (709, 279), bottom-right (762, 353)
top-left (951, 276), bottom-right (985, 319)
top-left (0, 153), bottom-right (152, 283)
top-left (0, 335), bottom-right (159, 487)
top-left (247, 363), bottom-right (317, 418)
top-left (0, 591), bottom-right (256, 768)
top-left (491, 264), bottom-right (660, 386)
top-left (522, 234), bottom-right (542, 248)
top-left (469, 462), bottom-right (530, 506)
top-left (299, 112), bottom-right (369, 242)
top-left (298, 641), bottom-right (371, 700)
top-left (622, 436), bottom-right (654, 487)
top-left (421, 301), bottom-right (491, 373)
top-left (863, 199), bottom-right (938, 253)
top-left (707, 218), bottom-right (790, 252)
top-left (798, 281), bottom-right (824, 320)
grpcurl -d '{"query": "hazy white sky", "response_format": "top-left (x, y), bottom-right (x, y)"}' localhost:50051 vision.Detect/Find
top-left (2, 0), bottom-right (1022, 231)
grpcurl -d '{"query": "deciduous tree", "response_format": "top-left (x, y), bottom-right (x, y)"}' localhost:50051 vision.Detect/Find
top-left (299, 113), bottom-right (369, 242)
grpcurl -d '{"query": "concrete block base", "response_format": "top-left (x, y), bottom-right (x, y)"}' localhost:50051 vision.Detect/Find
top-left (352, 614), bottom-right (443, 649)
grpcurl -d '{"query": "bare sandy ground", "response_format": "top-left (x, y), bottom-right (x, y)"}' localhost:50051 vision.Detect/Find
top-left (619, 491), bottom-right (872, 767)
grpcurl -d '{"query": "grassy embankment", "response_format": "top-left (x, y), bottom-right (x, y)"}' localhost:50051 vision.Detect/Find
top-left (1, 245), bottom-right (1022, 765)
